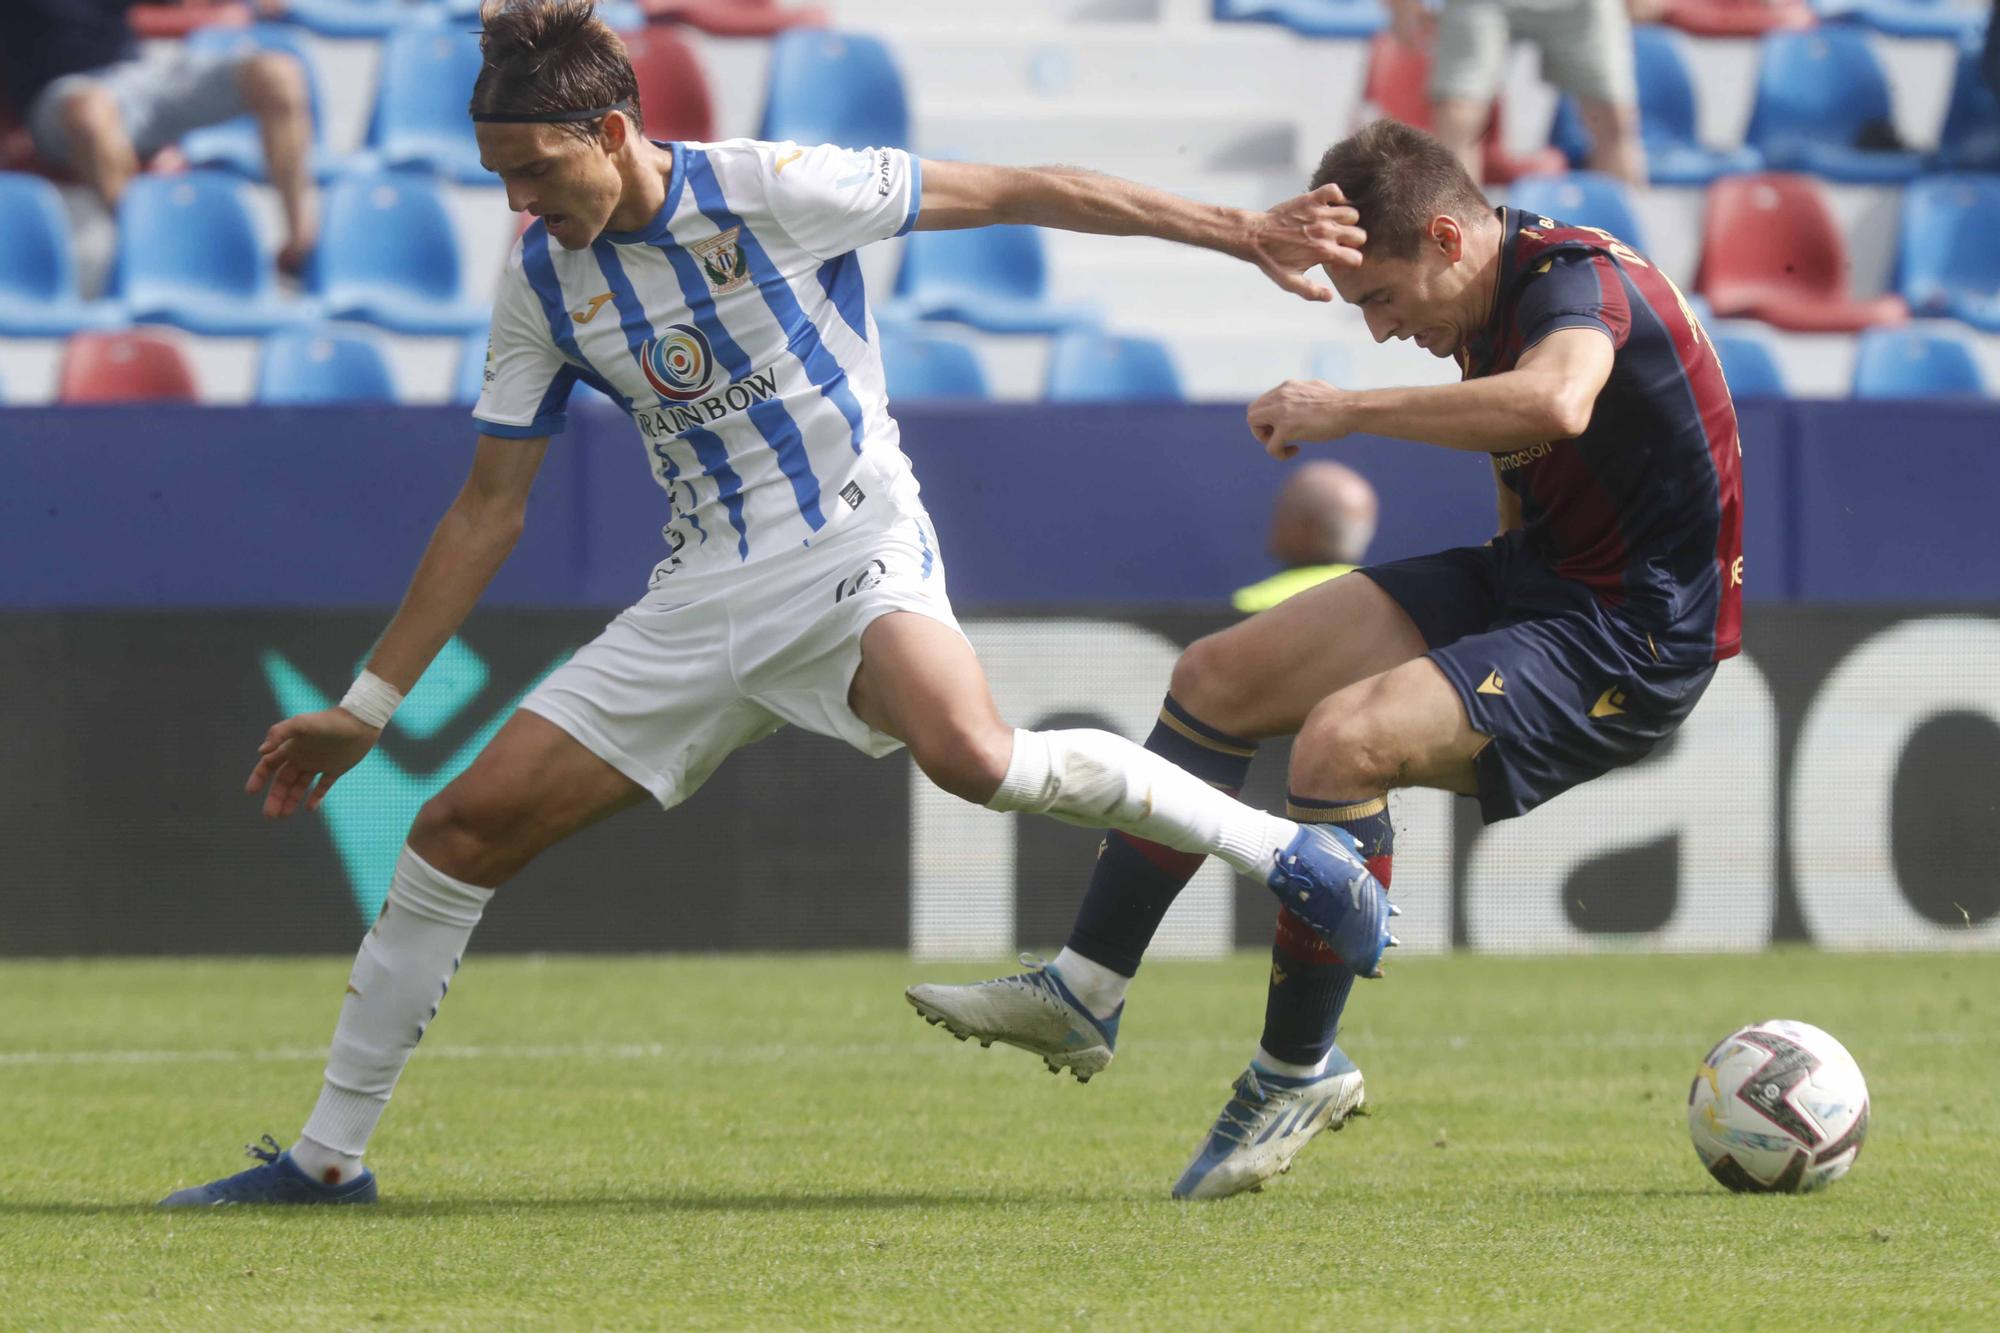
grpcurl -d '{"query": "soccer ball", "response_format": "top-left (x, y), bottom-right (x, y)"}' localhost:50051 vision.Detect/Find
top-left (1686, 1019), bottom-right (1870, 1194)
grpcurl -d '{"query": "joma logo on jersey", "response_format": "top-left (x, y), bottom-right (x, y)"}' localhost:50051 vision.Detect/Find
top-left (634, 366), bottom-right (782, 438)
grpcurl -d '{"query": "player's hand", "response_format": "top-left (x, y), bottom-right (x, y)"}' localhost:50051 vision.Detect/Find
top-left (245, 708), bottom-right (381, 820)
top-left (1247, 379), bottom-right (1349, 460)
top-left (1247, 185), bottom-right (1365, 301)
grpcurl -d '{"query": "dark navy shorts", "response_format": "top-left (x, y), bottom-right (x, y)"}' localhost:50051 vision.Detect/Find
top-left (1361, 531), bottom-right (1715, 824)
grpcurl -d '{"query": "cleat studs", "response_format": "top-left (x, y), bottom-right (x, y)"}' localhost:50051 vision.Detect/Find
top-left (1387, 934), bottom-right (1401, 948)
top-left (979, 1039), bottom-right (993, 1048)
top-left (1388, 904), bottom-right (1402, 917)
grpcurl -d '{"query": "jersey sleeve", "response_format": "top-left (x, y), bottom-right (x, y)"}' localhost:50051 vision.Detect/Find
top-left (472, 242), bottom-right (575, 439)
top-left (758, 140), bottom-right (923, 261)
top-left (1514, 251), bottom-right (1632, 356)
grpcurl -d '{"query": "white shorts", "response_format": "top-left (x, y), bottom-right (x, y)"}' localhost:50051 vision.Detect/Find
top-left (519, 506), bottom-right (962, 810)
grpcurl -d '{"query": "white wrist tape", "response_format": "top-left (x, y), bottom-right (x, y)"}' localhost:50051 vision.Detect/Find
top-left (339, 671), bottom-right (404, 730)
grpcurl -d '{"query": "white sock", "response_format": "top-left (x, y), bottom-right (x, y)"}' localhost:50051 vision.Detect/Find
top-left (295, 846), bottom-right (492, 1184)
top-left (1051, 947), bottom-right (1129, 1019)
top-left (987, 728), bottom-right (1295, 878)
top-left (1254, 1044), bottom-right (1331, 1080)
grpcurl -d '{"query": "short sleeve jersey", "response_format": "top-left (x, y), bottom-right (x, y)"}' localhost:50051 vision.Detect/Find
top-left (474, 139), bottom-right (923, 581)
top-left (1460, 207), bottom-right (1744, 663)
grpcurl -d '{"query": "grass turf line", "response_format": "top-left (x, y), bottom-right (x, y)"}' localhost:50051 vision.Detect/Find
top-left (1, 952), bottom-right (1995, 1329)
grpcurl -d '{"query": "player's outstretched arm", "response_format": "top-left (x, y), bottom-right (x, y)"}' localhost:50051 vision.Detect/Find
top-left (245, 434), bottom-right (550, 820)
top-left (913, 159), bottom-right (1365, 301)
top-left (1246, 328), bottom-right (1616, 459)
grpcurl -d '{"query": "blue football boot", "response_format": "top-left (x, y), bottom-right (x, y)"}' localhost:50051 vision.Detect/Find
top-left (1266, 824), bottom-right (1399, 978)
top-left (1171, 1052), bottom-right (1367, 1200)
top-left (158, 1135), bottom-right (378, 1207)
top-left (906, 955), bottom-right (1120, 1082)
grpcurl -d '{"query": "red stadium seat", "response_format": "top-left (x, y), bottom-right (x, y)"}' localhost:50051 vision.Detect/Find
top-left (127, 3), bottom-right (250, 38)
top-left (623, 25), bottom-right (717, 142)
top-left (639, 0), bottom-right (827, 38)
top-left (1695, 173), bottom-right (1908, 332)
top-left (1361, 35), bottom-right (1566, 185)
top-left (1663, 0), bottom-right (1813, 37)
top-left (58, 330), bottom-right (201, 403)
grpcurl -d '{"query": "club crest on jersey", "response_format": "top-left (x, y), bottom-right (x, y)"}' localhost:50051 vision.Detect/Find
top-left (692, 227), bottom-right (751, 294)
top-left (641, 323), bottom-right (717, 401)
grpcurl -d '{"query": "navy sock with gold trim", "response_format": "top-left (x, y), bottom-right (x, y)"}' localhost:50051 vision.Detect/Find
top-left (1063, 696), bottom-right (1257, 977)
top-left (1259, 794), bottom-right (1394, 1067)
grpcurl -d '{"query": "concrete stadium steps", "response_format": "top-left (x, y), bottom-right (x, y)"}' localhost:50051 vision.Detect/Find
top-left (916, 102), bottom-right (1302, 174)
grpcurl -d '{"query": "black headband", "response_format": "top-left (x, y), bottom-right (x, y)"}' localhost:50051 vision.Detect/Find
top-left (471, 104), bottom-right (626, 123)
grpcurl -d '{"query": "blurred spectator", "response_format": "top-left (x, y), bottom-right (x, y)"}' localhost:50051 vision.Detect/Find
top-left (1231, 461), bottom-right (1380, 613)
top-left (1391, 0), bottom-right (1649, 187)
top-left (0, 0), bottom-right (318, 270)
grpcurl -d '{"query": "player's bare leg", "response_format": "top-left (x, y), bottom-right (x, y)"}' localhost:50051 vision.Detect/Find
top-left (1175, 657), bottom-right (1482, 1200)
top-left (162, 714), bottom-right (645, 1205)
top-left (237, 50), bottom-right (319, 273)
top-left (1577, 96), bottom-right (1647, 189)
top-left (1431, 97), bottom-right (1490, 187)
top-left (1288, 656), bottom-right (1485, 804)
top-left (56, 84), bottom-right (140, 210)
top-left (1170, 571), bottom-right (1429, 740)
top-left (869, 610), bottom-right (1394, 1077)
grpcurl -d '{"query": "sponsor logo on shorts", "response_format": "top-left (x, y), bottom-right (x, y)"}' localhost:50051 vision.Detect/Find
top-left (834, 558), bottom-right (889, 603)
top-left (1476, 670), bottom-right (1506, 696)
top-left (840, 481), bottom-right (866, 510)
top-left (1590, 686), bottom-right (1628, 719)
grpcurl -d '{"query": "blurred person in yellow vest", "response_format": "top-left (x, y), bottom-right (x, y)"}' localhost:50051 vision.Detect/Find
top-left (1232, 461), bottom-right (1379, 613)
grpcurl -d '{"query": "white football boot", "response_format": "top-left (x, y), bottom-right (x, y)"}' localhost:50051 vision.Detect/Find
top-left (905, 955), bottom-right (1120, 1082)
top-left (1171, 1052), bottom-right (1366, 1200)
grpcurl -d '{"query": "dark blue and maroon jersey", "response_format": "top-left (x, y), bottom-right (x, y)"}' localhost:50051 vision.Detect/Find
top-left (1459, 207), bottom-right (1743, 662)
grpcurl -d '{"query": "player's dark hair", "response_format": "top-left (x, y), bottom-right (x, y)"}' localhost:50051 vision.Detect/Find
top-left (1310, 119), bottom-right (1490, 259)
top-left (471, 0), bottom-right (642, 143)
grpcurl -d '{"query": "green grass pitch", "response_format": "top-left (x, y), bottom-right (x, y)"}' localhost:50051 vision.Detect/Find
top-left (3, 952), bottom-right (1995, 1328)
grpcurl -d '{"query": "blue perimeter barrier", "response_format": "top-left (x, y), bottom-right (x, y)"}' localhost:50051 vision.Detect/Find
top-left (0, 398), bottom-right (1991, 607)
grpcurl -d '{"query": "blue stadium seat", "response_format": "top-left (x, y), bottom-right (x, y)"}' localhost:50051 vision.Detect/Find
top-left (1898, 174), bottom-right (2000, 330)
top-left (879, 327), bottom-right (989, 400)
top-left (890, 226), bottom-right (1096, 334)
top-left (312, 171), bottom-right (486, 333)
top-left (370, 17), bottom-right (490, 182)
top-left (1851, 326), bottom-right (1988, 397)
top-left (257, 324), bottom-right (400, 404)
top-left (0, 172), bottom-right (123, 335)
top-left (1511, 172), bottom-right (1648, 251)
top-left (280, 0), bottom-right (425, 39)
top-left (1213, 0), bottom-right (1386, 37)
top-left (758, 30), bottom-right (909, 148)
top-left (179, 24), bottom-right (340, 183)
top-left (114, 171), bottom-right (313, 334)
top-left (1550, 26), bottom-right (1762, 185)
top-left (1711, 330), bottom-right (1788, 397)
top-left (1746, 29), bottom-right (1925, 182)
top-left (1934, 35), bottom-right (2000, 170)
top-left (1045, 328), bottom-right (1183, 402)
top-left (1811, 0), bottom-right (1986, 39)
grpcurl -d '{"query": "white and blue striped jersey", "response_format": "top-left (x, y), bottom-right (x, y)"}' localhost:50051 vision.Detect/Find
top-left (473, 139), bottom-right (924, 581)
